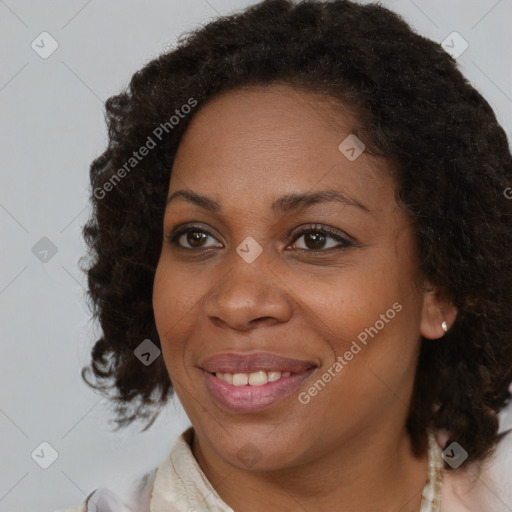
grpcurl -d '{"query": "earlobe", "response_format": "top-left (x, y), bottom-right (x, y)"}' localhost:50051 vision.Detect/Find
top-left (419, 286), bottom-right (458, 340)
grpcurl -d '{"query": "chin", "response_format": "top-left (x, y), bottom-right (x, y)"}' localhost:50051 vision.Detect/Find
top-left (205, 423), bottom-right (308, 472)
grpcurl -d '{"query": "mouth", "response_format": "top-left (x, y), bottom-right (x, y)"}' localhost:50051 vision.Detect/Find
top-left (212, 369), bottom-right (298, 386)
top-left (199, 352), bottom-right (318, 413)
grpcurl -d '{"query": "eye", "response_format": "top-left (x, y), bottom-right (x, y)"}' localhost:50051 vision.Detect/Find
top-left (288, 224), bottom-right (354, 252)
top-left (165, 224), bottom-right (222, 249)
top-left (165, 223), bottom-right (355, 252)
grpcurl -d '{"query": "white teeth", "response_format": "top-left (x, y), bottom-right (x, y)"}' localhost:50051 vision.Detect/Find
top-left (215, 370), bottom-right (294, 385)
top-left (267, 371), bottom-right (282, 382)
top-left (248, 371), bottom-right (267, 386)
top-left (233, 373), bottom-right (249, 386)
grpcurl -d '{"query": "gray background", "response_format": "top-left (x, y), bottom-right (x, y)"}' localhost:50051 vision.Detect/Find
top-left (1, 1), bottom-right (511, 511)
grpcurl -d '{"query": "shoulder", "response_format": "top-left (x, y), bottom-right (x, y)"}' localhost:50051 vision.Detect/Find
top-left (53, 428), bottom-right (196, 512)
top-left (441, 430), bottom-right (512, 512)
top-left (53, 468), bottom-right (157, 512)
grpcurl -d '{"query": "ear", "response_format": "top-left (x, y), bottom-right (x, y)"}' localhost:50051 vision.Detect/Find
top-left (420, 283), bottom-right (458, 339)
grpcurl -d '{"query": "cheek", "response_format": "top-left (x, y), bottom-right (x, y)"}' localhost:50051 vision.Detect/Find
top-left (329, 322), bottom-right (421, 433)
top-left (290, 250), bottom-right (417, 346)
top-left (295, 251), bottom-right (422, 405)
top-left (152, 263), bottom-right (200, 375)
top-left (296, 302), bottom-right (420, 444)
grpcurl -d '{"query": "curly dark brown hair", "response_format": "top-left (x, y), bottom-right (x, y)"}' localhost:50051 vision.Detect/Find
top-left (80, 0), bottom-right (512, 469)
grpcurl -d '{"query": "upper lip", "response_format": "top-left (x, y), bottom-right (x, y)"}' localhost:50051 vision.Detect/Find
top-left (199, 352), bottom-right (318, 374)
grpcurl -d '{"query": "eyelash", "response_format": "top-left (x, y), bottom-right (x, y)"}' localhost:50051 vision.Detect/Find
top-left (164, 223), bottom-right (354, 252)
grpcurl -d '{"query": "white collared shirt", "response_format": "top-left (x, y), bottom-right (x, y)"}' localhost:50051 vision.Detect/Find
top-left (55, 426), bottom-right (512, 512)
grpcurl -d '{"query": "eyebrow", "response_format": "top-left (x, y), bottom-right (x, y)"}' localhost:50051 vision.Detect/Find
top-left (165, 188), bottom-right (371, 216)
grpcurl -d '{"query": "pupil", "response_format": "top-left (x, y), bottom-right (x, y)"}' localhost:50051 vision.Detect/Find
top-left (306, 232), bottom-right (325, 250)
top-left (188, 231), bottom-right (206, 247)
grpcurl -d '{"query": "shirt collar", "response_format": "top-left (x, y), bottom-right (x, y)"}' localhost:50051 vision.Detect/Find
top-left (150, 426), bottom-right (234, 512)
top-left (150, 427), bottom-right (443, 512)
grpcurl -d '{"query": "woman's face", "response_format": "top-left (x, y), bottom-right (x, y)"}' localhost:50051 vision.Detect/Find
top-left (153, 83), bottom-right (446, 471)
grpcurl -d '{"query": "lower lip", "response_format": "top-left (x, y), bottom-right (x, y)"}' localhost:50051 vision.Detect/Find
top-left (202, 368), bottom-right (316, 413)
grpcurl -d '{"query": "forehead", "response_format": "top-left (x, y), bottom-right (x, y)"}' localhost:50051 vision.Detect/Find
top-left (167, 83), bottom-right (396, 216)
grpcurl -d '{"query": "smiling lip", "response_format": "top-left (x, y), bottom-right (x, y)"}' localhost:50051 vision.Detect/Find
top-left (199, 352), bottom-right (318, 413)
top-left (200, 352), bottom-right (317, 374)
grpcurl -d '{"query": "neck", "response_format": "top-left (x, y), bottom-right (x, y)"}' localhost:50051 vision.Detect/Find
top-left (192, 424), bottom-right (429, 512)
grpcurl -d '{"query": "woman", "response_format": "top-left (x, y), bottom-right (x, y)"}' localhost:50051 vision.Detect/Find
top-left (59, 0), bottom-right (512, 510)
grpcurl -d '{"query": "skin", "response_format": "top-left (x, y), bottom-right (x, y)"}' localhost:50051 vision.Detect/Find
top-left (152, 83), bottom-right (458, 512)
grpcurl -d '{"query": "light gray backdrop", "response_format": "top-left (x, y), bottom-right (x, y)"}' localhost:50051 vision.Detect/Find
top-left (1, 1), bottom-right (511, 511)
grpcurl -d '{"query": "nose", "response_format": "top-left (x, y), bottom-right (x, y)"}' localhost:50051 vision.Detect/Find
top-left (204, 246), bottom-right (293, 331)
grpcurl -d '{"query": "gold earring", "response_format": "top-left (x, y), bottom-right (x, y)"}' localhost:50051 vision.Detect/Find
top-left (441, 320), bottom-right (448, 332)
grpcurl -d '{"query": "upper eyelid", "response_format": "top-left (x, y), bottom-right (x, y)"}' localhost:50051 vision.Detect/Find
top-left (166, 223), bottom-right (355, 247)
